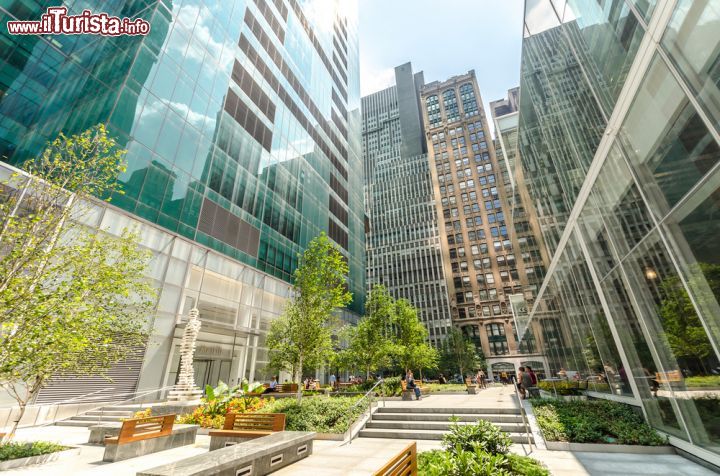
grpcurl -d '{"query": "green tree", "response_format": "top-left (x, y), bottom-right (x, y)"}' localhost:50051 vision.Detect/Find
top-left (658, 266), bottom-right (716, 370)
top-left (0, 125), bottom-right (156, 441)
top-left (342, 284), bottom-right (395, 379)
top-left (266, 233), bottom-right (351, 399)
top-left (440, 327), bottom-right (482, 379)
top-left (392, 298), bottom-right (438, 374)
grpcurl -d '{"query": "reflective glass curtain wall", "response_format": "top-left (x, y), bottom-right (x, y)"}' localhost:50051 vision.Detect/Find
top-left (519, 0), bottom-right (720, 464)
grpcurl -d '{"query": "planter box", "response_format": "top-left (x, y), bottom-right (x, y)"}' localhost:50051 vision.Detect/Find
top-left (0, 446), bottom-right (80, 471)
top-left (545, 441), bottom-right (676, 454)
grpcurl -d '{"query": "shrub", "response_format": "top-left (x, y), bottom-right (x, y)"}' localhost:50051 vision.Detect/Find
top-left (176, 396), bottom-right (273, 428)
top-left (692, 395), bottom-right (720, 441)
top-left (442, 418), bottom-right (511, 455)
top-left (531, 399), bottom-right (666, 445)
top-left (418, 448), bottom-right (548, 476)
top-left (260, 396), bottom-right (365, 433)
top-left (417, 419), bottom-right (548, 476)
top-left (0, 441), bottom-right (68, 462)
top-left (425, 383), bottom-right (467, 393)
top-left (131, 408), bottom-right (152, 419)
top-left (537, 380), bottom-right (582, 396)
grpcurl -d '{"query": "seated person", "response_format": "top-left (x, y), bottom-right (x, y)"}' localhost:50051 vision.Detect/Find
top-left (265, 376), bottom-right (278, 393)
top-left (406, 370), bottom-right (422, 400)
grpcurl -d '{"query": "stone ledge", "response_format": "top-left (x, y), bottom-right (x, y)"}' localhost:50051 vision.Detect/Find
top-left (89, 423), bottom-right (199, 445)
top-left (545, 441), bottom-right (676, 454)
top-left (0, 446), bottom-right (80, 471)
top-left (103, 425), bottom-right (199, 462)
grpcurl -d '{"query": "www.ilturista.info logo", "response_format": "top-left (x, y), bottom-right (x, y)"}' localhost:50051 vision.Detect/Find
top-left (7, 7), bottom-right (150, 36)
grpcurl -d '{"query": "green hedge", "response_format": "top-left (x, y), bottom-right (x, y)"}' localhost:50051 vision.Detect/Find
top-left (260, 396), bottom-right (365, 433)
top-left (0, 441), bottom-right (68, 462)
top-left (532, 399), bottom-right (667, 445)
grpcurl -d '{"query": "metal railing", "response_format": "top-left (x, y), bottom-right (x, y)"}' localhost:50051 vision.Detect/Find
top-left (512, 377), bottom-right (534, 452)
top-left (344, 378), bottom-right (386, 445)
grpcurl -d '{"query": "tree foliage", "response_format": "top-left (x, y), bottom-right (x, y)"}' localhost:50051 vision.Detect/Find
top-left (439, 327), bottom-right (483, 378)
top-left (0, 125), bottom-right (156, 441)
top-left (391, 298), bottom-right (438, 373)
top-left (340, 284), bottom-right (394, 378)
top-left (266, 233), bottom-right (351, 394)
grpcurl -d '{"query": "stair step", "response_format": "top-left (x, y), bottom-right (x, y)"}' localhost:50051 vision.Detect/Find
top-left (359, 428), bottom-right (533, 443)
top-left (376, 407), bottom-right (520, 415)
top-left (371, 413), bottom-right (523, 423)
top-left (84, 410), bottom-right (135, 417)
top-left (366, 421), bottom-right (524, 432)
top-left (55, 420), bottom-right (98, 427)
top-left (67, 415), bottom-right (128, 422)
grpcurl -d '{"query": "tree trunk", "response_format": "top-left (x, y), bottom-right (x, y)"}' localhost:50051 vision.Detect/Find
top-left (295, 356), bottom-right (303, 403)
top-left (4, 379), bottom-right (42, 443)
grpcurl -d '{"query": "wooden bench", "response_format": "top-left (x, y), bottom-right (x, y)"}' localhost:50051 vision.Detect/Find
top-left (209, 413), bottom-right (286, 451)
top-left (278, 383), bottom-right (299, 393)
top-left (465, 378), bottom-right (478, 394)
top-left (103, 414), bottom-right (196, 462)
top-left (373, 442), bottom-right (417, 476)
top-left (656, 370), bottom-right (683, 384)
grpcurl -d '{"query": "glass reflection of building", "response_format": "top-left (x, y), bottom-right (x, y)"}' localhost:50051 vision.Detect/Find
top-left (518, 0), bottom-right (720, 465)
top-left (0, 0), bottom-right (363, 403)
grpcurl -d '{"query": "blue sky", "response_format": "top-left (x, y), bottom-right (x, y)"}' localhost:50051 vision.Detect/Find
top-left (358, 0), bottom-right (524, 124)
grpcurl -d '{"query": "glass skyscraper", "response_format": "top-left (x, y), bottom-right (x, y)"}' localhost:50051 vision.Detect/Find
top-left (0, 0), bottom-right (363, 401)
top-left (518, 0), bottom-right (720, 465)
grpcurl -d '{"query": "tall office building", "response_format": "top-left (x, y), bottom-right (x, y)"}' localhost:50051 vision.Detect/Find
top-left (0, 0), bottom-right (363, 402)
top-left (420, 72), bottom-right (547, 376)
top-left (517, 0), bottom-right (720, 466)
top-left (362, 63), bottom-right (452, 346)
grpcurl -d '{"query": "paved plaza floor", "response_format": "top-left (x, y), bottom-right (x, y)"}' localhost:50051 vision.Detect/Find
top-left (3, 385), bottom-right (717, 475)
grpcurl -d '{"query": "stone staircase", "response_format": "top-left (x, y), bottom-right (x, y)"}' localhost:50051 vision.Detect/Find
top-left (55, 404), bottom-right (147, 427)
top-left (359, 405), bottom-right (533, 443)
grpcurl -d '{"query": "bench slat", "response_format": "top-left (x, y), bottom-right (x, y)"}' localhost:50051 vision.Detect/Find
top-left (108, 414), bottom-right (176, 445)
top-left (373, 442), bottom-right (417, 476)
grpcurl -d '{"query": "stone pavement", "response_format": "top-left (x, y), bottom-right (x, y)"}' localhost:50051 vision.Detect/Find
top-left (2, 385), bottom-right (717, 475)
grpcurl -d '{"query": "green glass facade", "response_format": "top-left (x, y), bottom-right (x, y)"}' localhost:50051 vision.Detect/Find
top-left (0, 0), bottom-right (365, 313)
top-left (519, 0), bottom-right (720, 464)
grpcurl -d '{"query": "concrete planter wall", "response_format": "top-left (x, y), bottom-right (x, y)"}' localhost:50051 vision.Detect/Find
top-left (0, 446), bottom-right (80, 471)
top-left (545, 441), bottom-right (676, 454)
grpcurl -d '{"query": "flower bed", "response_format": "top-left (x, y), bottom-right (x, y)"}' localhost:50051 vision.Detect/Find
top-left (176, 396), bottom-right (273, 429)
top-left (259, 396), bottom-right (365, 434)
top-left (685, 375), bottom-right (720, 388)
top-left (418, 419), bottom-right (549, 475)
top-left (0, 441), bottom-right (68, 462)
top-left (424, 383), bottom-right (468, 393)
top-left (532, 399), bottom-right (667, 445)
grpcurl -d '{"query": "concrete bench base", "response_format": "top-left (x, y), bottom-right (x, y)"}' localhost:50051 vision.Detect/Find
top-left (89, 423), bottom-right (198, 445)
top-left (103, 424), bottom-right (199, 462)
top-left (137, 431), bottom-right (315, 476)
top-left (467, 386), bottom-right (478, 394)
top-left (210, 434), bottom-right (261, 451)
top-left (401, 390), bottom-right (416, 401)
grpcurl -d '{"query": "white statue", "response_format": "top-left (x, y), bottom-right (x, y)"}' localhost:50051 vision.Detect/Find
top-left (168, 308), bottom-right (203, 401)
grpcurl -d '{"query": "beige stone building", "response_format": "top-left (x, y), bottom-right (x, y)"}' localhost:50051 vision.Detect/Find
top-left (420, 72), bottom-right (547, 378)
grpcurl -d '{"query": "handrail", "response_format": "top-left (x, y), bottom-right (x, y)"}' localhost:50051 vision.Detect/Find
top-left (345, 377), bottom-right (385, 445)
top-left (513, 376), bottom-right (534, 452)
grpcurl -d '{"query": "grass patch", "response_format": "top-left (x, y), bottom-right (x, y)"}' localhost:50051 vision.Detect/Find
top-left (260, 396), bottom-right (365, 433)
top-left (685, 375), bottom-right (720, 388)
top-left (532, 399), bottom-right (667, 445)
top-left (0, 441), bottom-right (68, 462)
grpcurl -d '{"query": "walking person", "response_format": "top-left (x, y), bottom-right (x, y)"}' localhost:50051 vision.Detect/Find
top-left (500, 370), bottom-right (508, 385)
top-left (475, 369), bottom-right (486, 390)
top-left (520, 367), bottom-right (533, 399)
top-left (406, 370), bottom-right (422, 400)
top-left (329, 373), bottom-right (336, 389)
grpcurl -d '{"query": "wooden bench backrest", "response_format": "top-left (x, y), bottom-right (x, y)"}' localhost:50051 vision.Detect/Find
top-left (656, 370), bottom-right (683, 383)
top-left (400, 380), bottom-right (407, 391)
top-left (223, 412), bottom-right (286, 432)
top-left (373, 442), bottom-right (417, 476)
top-left (116, 414), bottom-right (175, 444)
top-left (278, 383), bottom-right (298, 393)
